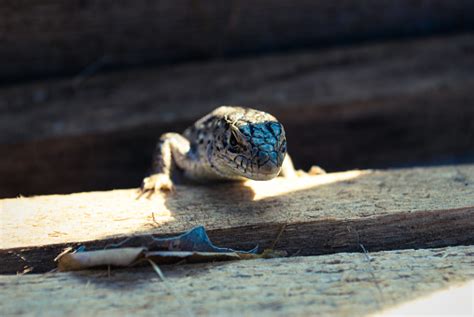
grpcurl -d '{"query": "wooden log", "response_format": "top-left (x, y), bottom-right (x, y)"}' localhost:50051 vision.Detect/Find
top-left (1, 246), bottom-right (473, 316)
top-left (1, 34), bottom-right (474, 198)
top-left (1, 165), bottom-right (474, 274)
top-left (1, 0), bottom-right (474, 81)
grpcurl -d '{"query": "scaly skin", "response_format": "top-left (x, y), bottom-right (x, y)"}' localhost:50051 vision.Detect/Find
top-left (141, 106), bottom-right (324, 193)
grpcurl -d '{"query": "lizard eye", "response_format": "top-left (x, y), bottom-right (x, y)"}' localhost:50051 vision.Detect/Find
top-left (229, 133), bottom-right (238, 147)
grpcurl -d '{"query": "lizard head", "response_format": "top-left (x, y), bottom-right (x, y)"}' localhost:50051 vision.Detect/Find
top-left (208, 107), bottom-right (287, 180)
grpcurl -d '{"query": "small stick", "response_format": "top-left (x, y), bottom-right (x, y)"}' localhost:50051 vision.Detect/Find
top-left (148, 259), bottom-right (195, 317)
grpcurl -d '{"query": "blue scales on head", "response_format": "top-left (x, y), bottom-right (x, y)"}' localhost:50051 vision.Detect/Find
top-left (239, 121), bottom-right (286, 171)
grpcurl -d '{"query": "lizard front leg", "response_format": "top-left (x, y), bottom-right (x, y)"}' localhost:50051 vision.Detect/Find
top-left (279, 154), bottom-right (298, 178)
top-left (141, 133), bottom-right (190, 193)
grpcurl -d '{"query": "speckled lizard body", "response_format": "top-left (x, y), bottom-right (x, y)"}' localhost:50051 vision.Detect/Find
top-left (141, 106), bottom-right (324, 193)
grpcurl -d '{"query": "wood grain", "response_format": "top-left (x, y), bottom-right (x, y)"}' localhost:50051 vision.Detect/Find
top-left (1, 246), bottom-right (473, 316)
top-left (1, 0), bottom-right (473, 81)
top-left (1, 34), bottom-right (474, 197)
top-left (1, 165), bottom-right (474, 274)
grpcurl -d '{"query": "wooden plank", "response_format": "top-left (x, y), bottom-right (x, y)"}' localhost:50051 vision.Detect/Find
top-left (1, 34), bottom-right (474, 198)
top-left (1, 246), bottom-right (473, 316)
top-left (1, 0), bottom-right (474, 81)
top-left (2, 34), bottom-right (474, 144)
top-left (1, 165), bottom-right (474, 274)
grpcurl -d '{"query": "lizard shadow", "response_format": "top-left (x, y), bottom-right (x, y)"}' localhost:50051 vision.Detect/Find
top-left (162, 180), bottom-right (271, 218)
top-left (155, 171), bottom-right (370, 253)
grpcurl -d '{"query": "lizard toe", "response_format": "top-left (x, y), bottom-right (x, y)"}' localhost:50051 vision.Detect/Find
top-left (153, 174), bottom-right (174, 192)
top-left (140, 173), bottom-right (174, 196)
top-left (308, 165), bottom-right (327, 175)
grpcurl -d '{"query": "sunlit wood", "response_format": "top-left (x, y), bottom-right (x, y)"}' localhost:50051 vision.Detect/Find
top-left (1, 165), bottom-right (473, 274)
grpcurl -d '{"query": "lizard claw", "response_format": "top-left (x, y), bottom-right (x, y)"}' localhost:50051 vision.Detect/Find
top-left (139, 173), bottom-right (174, 198)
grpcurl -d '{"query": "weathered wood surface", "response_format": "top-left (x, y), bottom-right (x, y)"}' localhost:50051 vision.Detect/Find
top-left (1, 0), bottom-right (473, 81)
top-left (1, 34), bottom-right (474, 198)
top-left (1, 165), bottom-right (474, 274)
top-left (1, 246), bottom-right (473, 316)
top-left (2, 34), bottom-right (473, 144)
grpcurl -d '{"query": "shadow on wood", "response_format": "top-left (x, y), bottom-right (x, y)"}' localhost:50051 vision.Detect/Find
top-left (1, 165), bottom-right (473, 274)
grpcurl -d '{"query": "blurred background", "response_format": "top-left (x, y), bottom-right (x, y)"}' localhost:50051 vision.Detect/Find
top-left (1, 0), bottom-right (473, 198)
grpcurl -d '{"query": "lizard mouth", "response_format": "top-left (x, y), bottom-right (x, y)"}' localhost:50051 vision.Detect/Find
top-left (243, 160), bottom-right (281, 180)
top-left (230, 153), bottom-right (281, 180)
top-left (247, 172), bottom-right (280, 181)
top-left (252, 168), bottom-right (281, 180)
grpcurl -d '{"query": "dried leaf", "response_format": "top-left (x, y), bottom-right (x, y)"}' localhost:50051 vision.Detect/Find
top-left (56, 226), bottom-right (259, 271)
top-left (145, 251), bottom-right (242, 264)
top-left (57, 247), bottom-right (145, 271)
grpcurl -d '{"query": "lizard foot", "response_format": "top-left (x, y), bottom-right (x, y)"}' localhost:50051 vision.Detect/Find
top-left (139, 173), bottom-right (174, 197)
top-left (294, 165), bottom-right (327, 177)
top-left (308, 165), bottom-right (327, 175)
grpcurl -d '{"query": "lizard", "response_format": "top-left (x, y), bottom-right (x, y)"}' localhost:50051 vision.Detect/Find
top-left (141, 106), bottom-right (325, 194)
